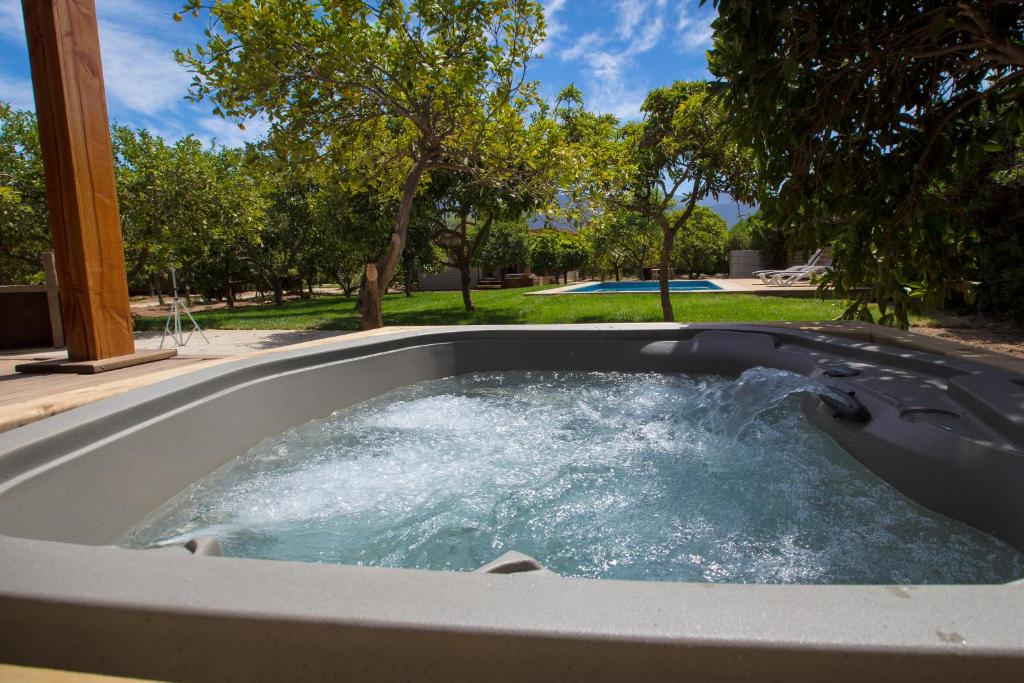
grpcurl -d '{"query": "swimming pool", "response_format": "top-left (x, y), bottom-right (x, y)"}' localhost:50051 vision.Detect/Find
top-left (568, 280), bottom-right (722, 293)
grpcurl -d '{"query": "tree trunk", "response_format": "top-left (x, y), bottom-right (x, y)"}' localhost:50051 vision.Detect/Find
top-left (358, 155), bottom-right (431, 329)
top-left (659, 229), bottom-right (677, 322)
top-left (460, 264), bottom-right (474, 312)
top-left (307, 279), bottom-right (314, 299)
top-left (404, 267), bottom-right (414, 297)
top-left (151, 276), bottom-right (165, 306)
top-left (354, 271), bottom-right (366, 310)
top-left (362, 263), bottom-right (381, 327)
top-left (127, 243), bottom-right (151, 284)
top-left (614, 264), bottom-right (620, 281)
top-left (337, 271), bottom-right (354, 298)
top-left (273, 279), bottom-right (284, 306)
top-left (224, 272), bottom-right (235, 309)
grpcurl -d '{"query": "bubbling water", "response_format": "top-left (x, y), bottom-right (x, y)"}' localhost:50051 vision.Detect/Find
top-left (121, 369), bottom-right (1024, 584)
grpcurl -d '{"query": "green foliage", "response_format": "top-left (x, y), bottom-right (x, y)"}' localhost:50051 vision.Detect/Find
top-left (725, 220), bottom-right (750, 252)
top-left (671, 206), bottom-right (728, 277)
top-left (707, 0), bottom-right (1024, 327)
top-left (582, 209), bottom-right (660, 279)
top-left (581, 81), bottom-right (755, 320)
top-left (728, 211), bottom-right (787, 269)
top-left (0, 103), bottom-right (49, 283)
top-left (477, 216), bottom-right (531, 273)
top-left (418, 168), bottom-right (542, 309)
top-left (954, 132), bottom-right (1024, 320)
top-left (177, 0), bottom-right (549, 327)
top-left (113, 125), bottom-right (269, 303)
top-left (312, 184), bottom-right (398, 296)
top-left (529, 229), bottom-right (587, 281)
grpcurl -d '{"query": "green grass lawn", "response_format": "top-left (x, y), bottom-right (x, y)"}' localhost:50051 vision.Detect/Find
top-left (133, 286), bottom-right (867, 331)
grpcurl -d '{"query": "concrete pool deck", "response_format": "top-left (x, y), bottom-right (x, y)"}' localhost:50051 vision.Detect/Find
top-left (528, 278), bottom-right (824, 296)
top-left (2, 322), bottom-right (1023, 435)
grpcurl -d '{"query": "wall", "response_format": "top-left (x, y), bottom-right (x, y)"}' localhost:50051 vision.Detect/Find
top-left (0, 288), bottom-right (53, 349)
top-left (417, 267), bottom-right (481, 291)
top-left (729, 250), bottom-right (764, 278)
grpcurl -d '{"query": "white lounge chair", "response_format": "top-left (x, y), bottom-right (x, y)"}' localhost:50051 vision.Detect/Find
top-left (768, 263), bottom-right (831, 286)
top-left (753, 248), bottom-right (827, 283)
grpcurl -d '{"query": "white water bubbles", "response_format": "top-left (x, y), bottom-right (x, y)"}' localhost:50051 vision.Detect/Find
top-left (121, 370), bottom-right (1024, 584)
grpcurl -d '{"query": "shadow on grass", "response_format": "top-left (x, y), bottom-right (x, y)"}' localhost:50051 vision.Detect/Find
top-left (308, 308), bottom-right (526, 328)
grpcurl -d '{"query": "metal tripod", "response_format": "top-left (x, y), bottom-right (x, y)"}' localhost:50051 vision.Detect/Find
top-left (160, 266), bottom-right (209, 349)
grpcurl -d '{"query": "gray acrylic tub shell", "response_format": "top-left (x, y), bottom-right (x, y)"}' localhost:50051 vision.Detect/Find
top-left (1, 324), bottom-right (1023, 681)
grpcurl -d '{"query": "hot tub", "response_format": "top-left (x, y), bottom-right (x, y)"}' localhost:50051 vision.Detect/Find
top-left (1, 324), bottom-right (1023, 680)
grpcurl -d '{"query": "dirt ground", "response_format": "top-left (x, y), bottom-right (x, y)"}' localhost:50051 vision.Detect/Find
top-left (911, 313), bottom-right (1024, 358)
top-left (129, 288), bottom-right (346, 318)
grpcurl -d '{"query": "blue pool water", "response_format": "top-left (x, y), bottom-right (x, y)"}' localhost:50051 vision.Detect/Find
top-left (569, 280), bottom-right (721, 293)
top-left (122, 370), bottom-right (1024, 584)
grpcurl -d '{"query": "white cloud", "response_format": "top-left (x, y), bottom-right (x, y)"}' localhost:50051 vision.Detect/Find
top-left (566, 45), bottom-right (648, 120)
top-left (0, 73), bottom-right (34, 111)
top-left (538, 0), bottom-right (569, 54)
top-left (558, 32), bottom-right (602, 62)
top-left (1, 0), bottom-right (194, 122)
top-left (554, 1), bottom-right (671, 120)
top-left (97, 25), bottom-right (191, 117)
top-left (197, 115), bottom-right (267, 149)
top-left (676, 6), bottom-right (714, 52)
top-left (0, 0), bottom-right (25, 44)
top-left (586, 76), bottom-right (647, 121)
top-left (615, 0), bottom-right (646, 41)
top-left (625, 15), bottom-right (663, 56)
top-left (95, 6), bottom-right (192, 117)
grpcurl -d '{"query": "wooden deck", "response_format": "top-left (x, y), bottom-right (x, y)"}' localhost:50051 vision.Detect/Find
top-left (0, 327), bottom-right (414, 433)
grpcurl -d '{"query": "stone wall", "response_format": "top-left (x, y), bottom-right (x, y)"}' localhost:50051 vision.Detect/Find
top-left (729, 250), bottom-right (764, 278)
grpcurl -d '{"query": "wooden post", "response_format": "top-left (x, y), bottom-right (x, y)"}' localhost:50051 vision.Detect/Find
top-left (40, 251), bottom-right (64, 348)
top-left (15, 0), bottom-right (176, 374)
top-left (21, 0), bottom-right (134, 361)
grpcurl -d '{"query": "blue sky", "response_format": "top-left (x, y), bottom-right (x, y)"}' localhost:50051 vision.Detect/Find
top-left (0, 0), bottom-right (717, 146)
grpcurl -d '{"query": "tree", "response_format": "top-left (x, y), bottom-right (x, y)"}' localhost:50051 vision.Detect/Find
top-left (197, 147), bottom-right (266, 305)
top-left (421, 167), bottom-right (542, 310)
top-left (400, 202), bottom-right (443, 297)
top-left (249, 177), bottom-right (317, 306)
top-left (177, 0), bottom-right (546, 329)
top-left (947, 129), bottom-right (1024, 320)
top-left (728, 211), bottom-right (787, 270)
top-left (585, 209), bottom-right (660, 281)
top-left (0, 103), bottom-right (49, 284)
top-left (529, 228), bottom-right (587, 284)
top-left (556, 230), bottom-right (590, 283)
top-left (613, 82), bottom-right (754, 321)
top-left (113, 128), bottom-right (249, 294)
top-left (707, 0), bottom-right (1024, 326)
top-left (671, 206), bottom-right (728, 279)
top-left (477, 216), bottom-right (531, 275)
top-left (311, 181), bottom-right (397, 299)
top-left (141, 142), bottom-right (266, 306)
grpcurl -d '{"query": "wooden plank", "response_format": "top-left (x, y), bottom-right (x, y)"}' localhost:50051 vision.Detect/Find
top-left (0, 663), bottom-right (159, 682)
top-left (16, 349), bottom-right (177, 375)
top-left (21, 0), bottom-right (134, 362)
top-left (0, 285), bottom-right (49, 293)
top-left (41, 251), bottom-right (64, 347)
